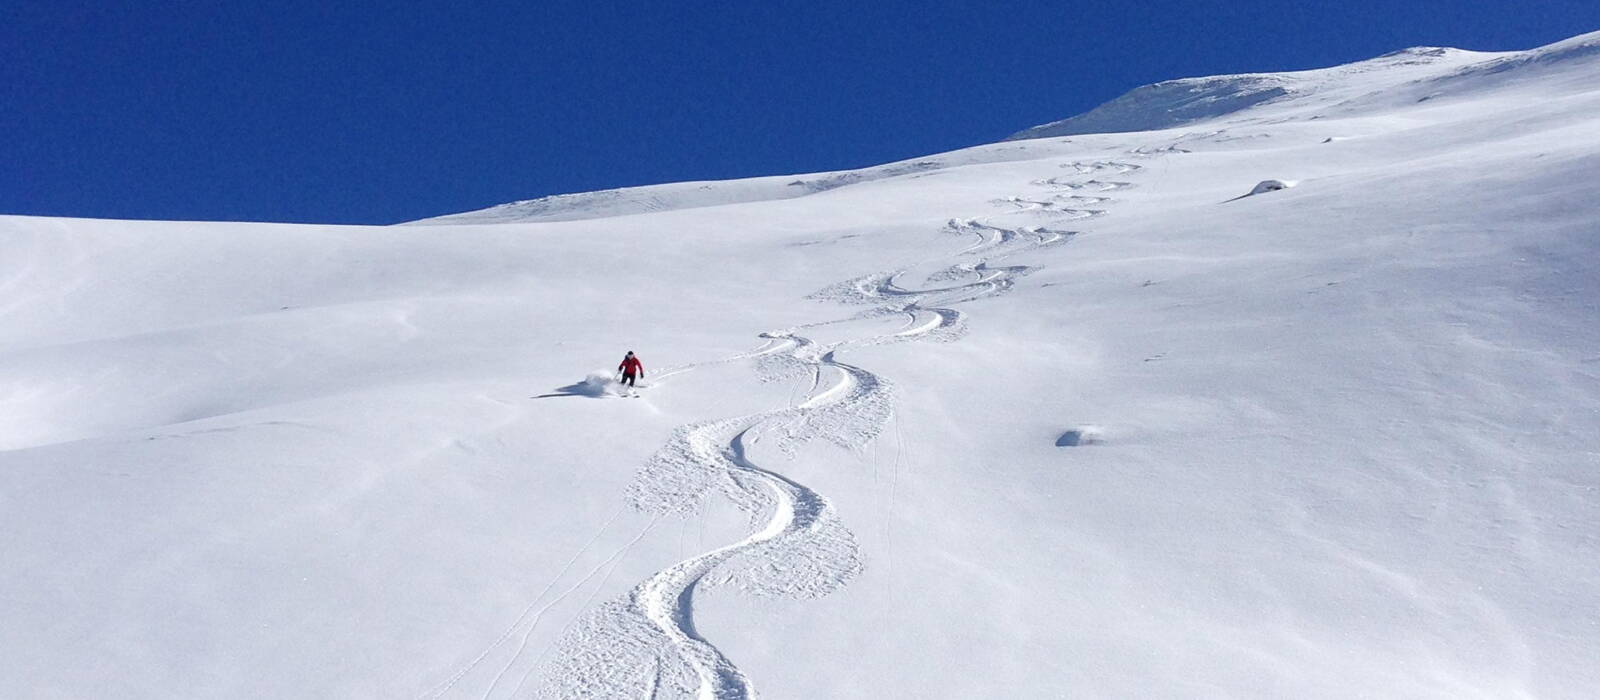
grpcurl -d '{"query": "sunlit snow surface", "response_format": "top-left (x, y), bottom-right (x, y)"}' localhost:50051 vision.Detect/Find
top-left (4, 30), bottom-right (1600, 699)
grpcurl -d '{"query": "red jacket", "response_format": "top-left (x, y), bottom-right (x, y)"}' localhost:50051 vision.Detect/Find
top-left (619, 356), bottom-right (643, 375)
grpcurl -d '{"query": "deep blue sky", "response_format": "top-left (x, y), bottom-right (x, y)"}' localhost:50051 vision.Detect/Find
top-left (4, 1), bottom-right (1596, 224)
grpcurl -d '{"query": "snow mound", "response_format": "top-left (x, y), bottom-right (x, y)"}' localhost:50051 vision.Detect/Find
top-left (1055, 426), bottom-right (1104, 447)
top-left (1221, 179), bottom-right (1297, 203)
top-left (1247, 179), bottom-right (1294, 195)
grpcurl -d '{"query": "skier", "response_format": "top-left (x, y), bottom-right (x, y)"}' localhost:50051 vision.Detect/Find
top-left (617, 351), bottom-right (644, 394)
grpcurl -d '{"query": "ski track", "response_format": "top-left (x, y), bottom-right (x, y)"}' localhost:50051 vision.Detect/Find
top-left (434, 159), bottom-right (1144, 699)
top-left (417, 505), bottom-right (625, 700)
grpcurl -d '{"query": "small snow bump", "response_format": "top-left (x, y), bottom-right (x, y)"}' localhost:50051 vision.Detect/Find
top-left (1056, 427), bottom-right (1104, 447)
top-left (1249, 179), bottom-right (1295, 195)
top-left (1223, 179), bottom-right (1297, 203)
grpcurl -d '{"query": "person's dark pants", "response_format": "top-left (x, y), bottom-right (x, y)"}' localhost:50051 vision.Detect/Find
top-left (621, 372), bottom-right (637, 386)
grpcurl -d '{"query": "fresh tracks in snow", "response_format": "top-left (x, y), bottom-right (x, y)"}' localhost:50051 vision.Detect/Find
top-left (433, 158), bottom-right (1146, 699)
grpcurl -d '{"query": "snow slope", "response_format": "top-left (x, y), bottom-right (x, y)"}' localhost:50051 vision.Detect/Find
top-left (4, 30), bottom-right (1600, 699)
top-left (406, 151), bottom-right (1046, 225)
top-left (1005, 46), bottom-right (1499, 140)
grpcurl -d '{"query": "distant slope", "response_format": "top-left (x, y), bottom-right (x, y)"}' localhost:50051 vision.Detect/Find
top-left (1008, 30), bottom-right (1600, 140)
top-left (404, 160), bottom-right (944, 225)
top-left (405, 143), bottom-right (1107, 226)
top-left (408, 152), bottom-right (1013, 226)
top-left (1006, 46), bottom-right (1495, 140)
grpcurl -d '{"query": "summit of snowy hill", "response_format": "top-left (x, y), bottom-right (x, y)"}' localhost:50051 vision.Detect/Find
top-left (1005, 32), bottom-right (1600, 140)
top-left (1005, 45), bottom-right (1491, 140)
top-left (1425, 28), bottom-right (1600, 91)
top-left (5, 27), bottom-right (1600, 700)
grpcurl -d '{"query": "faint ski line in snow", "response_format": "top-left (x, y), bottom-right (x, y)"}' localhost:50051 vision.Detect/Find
top-left (506, 518), bottom-right (661, 698)
top-left (421, 504), bottom-right (626, 700)
top-left (650, 336), bottom-right (794, 385)
top-left (886, 411), bottom-right (905, 588)
top-left (483, 518), bottom-right (658, 699)
top-left (871, 428), bottom-right (883, 551)
top-left (647, 657), bottom-right (665, 700)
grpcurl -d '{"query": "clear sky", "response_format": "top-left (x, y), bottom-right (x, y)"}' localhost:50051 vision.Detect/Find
top-left (4, 1), bottom-right (1596, 224)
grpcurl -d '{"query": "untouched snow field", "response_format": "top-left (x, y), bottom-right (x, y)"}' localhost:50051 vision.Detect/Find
top-left (4, 30), bottom-right (1600, 699)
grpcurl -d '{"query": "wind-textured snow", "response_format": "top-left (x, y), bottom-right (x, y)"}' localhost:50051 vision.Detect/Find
top-left (4, 30), bottom-right (1600, 699)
